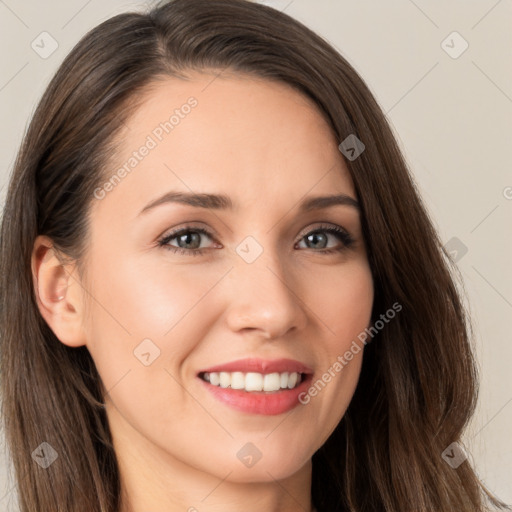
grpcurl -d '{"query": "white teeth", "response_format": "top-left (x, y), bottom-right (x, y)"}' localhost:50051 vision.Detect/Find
top-left (287, 371), bottom-right (298, 389)
top-left (263, 372), bottom-right (281, 392)
top-left (231, 372), bottom-right (245, 390)
top-left (209, 372), bottom-right (220, 386)
top-left (219, 372), bottom-right (230, 388)
top-left (245, 372), bottom-right (263, 391)
top-left (201, 371), bottom-right (303, 392)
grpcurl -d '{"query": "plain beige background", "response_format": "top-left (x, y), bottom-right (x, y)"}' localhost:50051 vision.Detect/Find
top-left (0, 0), bottom-right (511, 509)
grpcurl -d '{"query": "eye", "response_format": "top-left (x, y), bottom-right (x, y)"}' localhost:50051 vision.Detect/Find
top-left (295, 224), bottom-right (355, 254)
top-left (157, 226), bottom-right (217, 256)
top-left (157, 223), bottom-right (355, 256)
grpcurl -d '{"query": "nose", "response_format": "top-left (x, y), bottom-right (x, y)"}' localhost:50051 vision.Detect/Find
top-left (223, 248), bottom-right (308, 340)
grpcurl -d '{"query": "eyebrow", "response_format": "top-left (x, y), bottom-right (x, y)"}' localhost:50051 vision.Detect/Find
top-left (138, 191), bottom-right (360, 216)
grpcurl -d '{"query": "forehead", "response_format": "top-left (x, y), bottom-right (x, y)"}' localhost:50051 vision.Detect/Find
top-left (94, 71), bottom-right (355, 219)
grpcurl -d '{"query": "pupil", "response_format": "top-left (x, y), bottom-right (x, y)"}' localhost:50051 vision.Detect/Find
top-left (179, 232), bottom-right (200, 249)
top-left (307, 232), bottom-right (326, 249)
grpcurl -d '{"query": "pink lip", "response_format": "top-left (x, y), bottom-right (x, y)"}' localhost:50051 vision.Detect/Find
top-left (198, 374), bottom-right (312, 415)
top-left (197, 358), bottom-right (314, 416)
top-left (197, 357), bottom-right (313, 376)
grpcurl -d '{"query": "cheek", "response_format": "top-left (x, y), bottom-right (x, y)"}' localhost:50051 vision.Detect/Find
top-left (87, 246), bottom-right (200, 332)
top-left (296, 259), bottom-right (373, 433)
top-left (85, 243), bottom-right (373, 372)
top-left (303, 258), bottom-right (374, 347)
top-left (82, 248), bottom-right (228, 377)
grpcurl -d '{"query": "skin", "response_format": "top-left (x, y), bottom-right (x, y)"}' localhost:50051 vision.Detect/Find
top-left (32, 71), bottom-right (374, 512)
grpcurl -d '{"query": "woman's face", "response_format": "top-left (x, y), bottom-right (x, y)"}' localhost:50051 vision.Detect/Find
top-left (79, 72), bottom-right (374, 488)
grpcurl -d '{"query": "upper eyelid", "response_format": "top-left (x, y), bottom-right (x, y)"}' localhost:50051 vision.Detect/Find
top-left (160, 224), bottom-right (217, 241)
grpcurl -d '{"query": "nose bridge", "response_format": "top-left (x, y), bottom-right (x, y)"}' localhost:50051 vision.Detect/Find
top-left (224, 238), bottom-right (307, 338)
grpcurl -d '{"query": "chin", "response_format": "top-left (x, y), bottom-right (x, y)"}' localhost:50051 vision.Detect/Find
top-left (219, 452), bottom-right (310, 483)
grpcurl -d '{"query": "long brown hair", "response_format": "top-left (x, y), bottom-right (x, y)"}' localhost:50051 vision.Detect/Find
top-left (0, 1), bottom-right (509, 511)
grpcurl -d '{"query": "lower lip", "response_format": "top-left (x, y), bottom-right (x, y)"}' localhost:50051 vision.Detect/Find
top-left (198, 375), bottom-right (312, 415)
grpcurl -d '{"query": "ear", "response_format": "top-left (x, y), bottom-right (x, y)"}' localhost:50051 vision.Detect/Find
top-left (31, 235), bottom-right (87, 347)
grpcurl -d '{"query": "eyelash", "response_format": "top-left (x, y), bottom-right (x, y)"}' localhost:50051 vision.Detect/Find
top-left (157, 224), bottom-right (355, 257)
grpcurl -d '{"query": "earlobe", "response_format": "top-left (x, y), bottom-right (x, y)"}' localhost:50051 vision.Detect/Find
top-left (31, 235), bottom-right (87, 348)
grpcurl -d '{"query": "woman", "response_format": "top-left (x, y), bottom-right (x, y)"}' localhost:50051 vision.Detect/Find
top-left (0, 1), bottom-right (509, 511)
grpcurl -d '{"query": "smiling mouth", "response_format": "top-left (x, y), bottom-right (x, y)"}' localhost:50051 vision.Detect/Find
top-left (199, 371), bottom-right (306, 393)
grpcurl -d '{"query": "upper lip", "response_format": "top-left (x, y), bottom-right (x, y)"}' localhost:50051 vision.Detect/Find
top-left (197, 358), bottom-right (313, 376)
